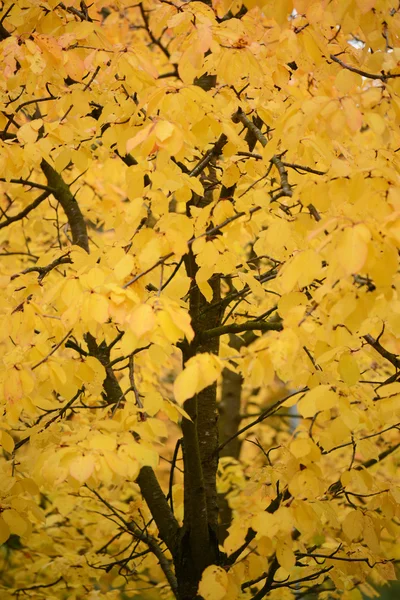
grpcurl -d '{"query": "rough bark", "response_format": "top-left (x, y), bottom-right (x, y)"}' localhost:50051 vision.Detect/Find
top-left (41, 159), bottom-right (90, 253)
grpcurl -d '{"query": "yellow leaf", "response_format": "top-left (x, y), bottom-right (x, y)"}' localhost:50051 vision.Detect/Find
top-left (126, 124), bottom-right (153, 153)
top-left (89, 434), bottom-right (117, 452)
top-left (338, 352), bottom-right (360, 386)
top-left (130, 303), bottom-right (156, 337)
top-left (17, 122), bottom-right (39, 145)
top-left (198, 565), bottom-right (228, 600)
top-left (297, 385), bottom-right (337, 418)
top-left (0, 517), bottom-right (10, 545)
top-left (126, 166), bottom-right (145, 201)
top-left (2, 509), bottom-right (28, 537)
top-left (289, 438), bottom-right (313, 459)
top-left (143, 392), bottom-right (164, 416)
top-left (336, 224), bottom-right (371, 275)
top-left (335, 69), bottom-right (361, 94)
top-left (289, 469), bottom-right (322, 500)
top-left (174, 362), bottom-right (199, 404)
top-left (155, 120), bottom-right (175, 142)
top-left (279, 250), bottom-right (322, 293)
top-left (157, 310), bottom-right (184, 343)
top-left (85, 267), bottom-right (105, 290)
top-left (363, 515), bottom-right (381, 553)
top-left (89, 294), bottom-right (109, 324)
top-left (104, 451), bottom-right (129, 477)
top-left (293, 500), bottom-right (319, 534)
top-left (276, 539), bottom-right (296, 572)
top-left (342, 510), bottom-right (364, 541)
top-left (251, 512), bottom-right (279, 537)
top-left (21, 478), bottom-right (40, 496)
top-left (0, 430), bottom-right (15, 453)
top-left (130, 442), bottom-right (159, 468)
top-left (69, 455), bottom-right (95, 483)
top-left (64, 50), bottom-right (85, 81)
top-left (366, 112), bottom-right (386, 136)
top-left (174, 354), bottom-right (222, 404)
top-left (196, 268), bottom-right (214, 302)
top-left (114, 254), bottom-right (135, 281)
top-left (376, 561), bottom-right (397, 581)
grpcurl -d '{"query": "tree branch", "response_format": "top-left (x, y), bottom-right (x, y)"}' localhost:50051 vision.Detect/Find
top-left (11, 254), bottom-right (72, 282)
top-left (0, 177), bottom-right (54, 192)
top-left (330, 53), bottom-right (400, 81)
top-left (84, 334), bottom-right (180, 554)
top-left (199, 318), bottom-right (282, 343)
top-left (189, 134), bottom-right (228, 178)
top-left (232, 108), bottom-right (292, 197)
top-left (363, 334), bottom-right (400, 369)
top-left (88, 485), bottom-right (178, 597)
top-left (139, 2), bottom-right (170, 59)
top-left (217, 388), bottom-right (307, 456)
top-left (32, 329), bottom-right (73, 370)
top-left (41, 159), bottom-right (89, 252)
top-left (0, 191), bottom-right (50, 229)
top-left (14, 387), bottom-right (84, 452)
top-left (137, 466), bottom-right (180, 554)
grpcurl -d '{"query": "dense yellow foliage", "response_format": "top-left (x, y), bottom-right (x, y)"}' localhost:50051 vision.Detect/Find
top-left (0, 1), bottom-right (399, 599)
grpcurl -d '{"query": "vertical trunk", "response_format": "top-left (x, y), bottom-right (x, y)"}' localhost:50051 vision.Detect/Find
top-left (175, 251), bottom-right (222, 597)
top-left (218, 335), bottom-right (244, 544)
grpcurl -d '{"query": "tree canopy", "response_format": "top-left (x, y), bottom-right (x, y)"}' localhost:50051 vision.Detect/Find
top-left (0, 0), bottom-right (400, 599)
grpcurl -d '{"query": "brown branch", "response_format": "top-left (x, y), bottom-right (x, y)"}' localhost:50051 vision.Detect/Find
top-left (0, 130), bottom-right (16, 140)
top-left (139, 3), bottom-right (170, 59)
top-left (125, 354), bottom-right (146, 419)
top-left (282, 161), bottom-right (326, 176)
top-left (14, 387), bottom-right (84, 452)
top-left (237, 152), bottom-right (327, 176)
top-left (232, 108), bottom-right (269, 146)
top-left (84, 333), bottom-right (127, 406)
top-left (137, 466), bottom-right (180, 553)
top-left (58, 1), bottom-right (92, 21)
top-left (270, 155), bottom-right (292, 196)
top-left (363, 334), bottom-right (400, 369)
top-left (322, 423), bottom-right (400, 455)
top-left (84, 334), bottom-right (180, 553)
top-left (11, 254), bottom-right (72, 282)
top-left (199, 318), bottom-right (282, 343)
top-left (269, 566), bottom-right (333, 591)
top-left (41, 159), bottom-right (89, 252)
top-left (12, 577), bottom-right (63, 594)
top-left (83, 65), bottom-right (100, 91)
top-left (123, 205), bottom-right (265, 288)
top-left (0, 23), bottom-right (10, 39)
top-left (217, 388), bottom-right (307, 455)
top-left (15, 94), bottom-right (58, 113)
top-left (32, 329), bottom-right (73, 370)
top-left (248, 558), bottom-right (280, 599)
top-left (359, 441), bottom-right (400, 470)
top-left (87, 485), bottom-right (178, 597)
top-left (189, 134), bottom-right (228, 178)
top-left (232, 109), bottom-right (292, 197)
top-left (330, 53), bottom-right (400, 81)
top-left (0, 190), bottom-right (51, 229)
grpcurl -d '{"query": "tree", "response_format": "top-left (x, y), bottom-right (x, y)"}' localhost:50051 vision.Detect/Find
top-left (0, 0), bottom-right (399, 598)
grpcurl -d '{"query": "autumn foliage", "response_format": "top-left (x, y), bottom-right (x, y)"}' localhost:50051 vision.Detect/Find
top-left (0, 0), bottom-right (400, 599)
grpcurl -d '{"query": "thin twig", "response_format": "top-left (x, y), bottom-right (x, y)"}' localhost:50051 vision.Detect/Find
top-left (217, 388), bottom-right (307, 455)
top-left (232, 108), bottom-right (292, 196)
top-left (0, 191), bottom-right (51, 229)
top-left (330, 53), bottom-right (400, 81)
top-left (14, 387), bottom-right (84, 451)
top-left (11, 254), bottom-right (72, 281)
top-left (32, 329), bottom-right (73, 370)
top-left (363, 334), bottom-right (400, 369)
